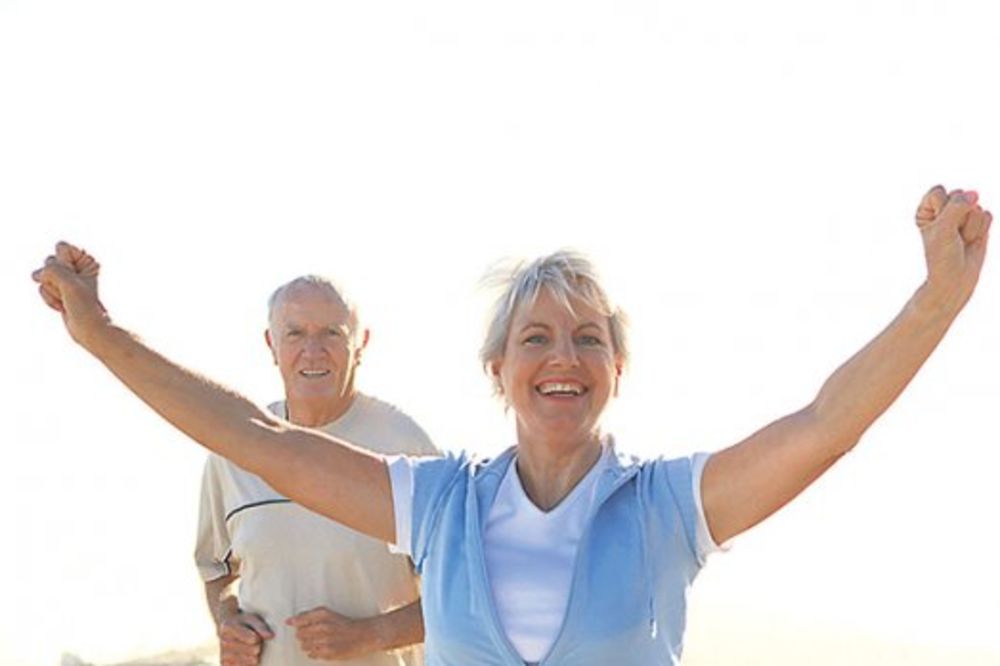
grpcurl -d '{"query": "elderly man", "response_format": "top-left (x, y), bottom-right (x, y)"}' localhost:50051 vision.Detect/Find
top-left (196, 275), bottom-right (437, 666)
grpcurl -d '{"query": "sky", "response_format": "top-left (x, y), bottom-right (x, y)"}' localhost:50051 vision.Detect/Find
top-left (1, 1), bottom-right (998, 664)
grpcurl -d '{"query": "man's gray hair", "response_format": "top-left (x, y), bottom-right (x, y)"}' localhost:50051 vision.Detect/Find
top-left (267, 275), bottom-right (361, 340)
top-left (479, 250), bottom-right (629, 383)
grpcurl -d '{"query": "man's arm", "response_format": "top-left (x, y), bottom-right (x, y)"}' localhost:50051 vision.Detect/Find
top-left (287, 600), bottom-right (425, 662)
top-left (701, 186), bottom-right (991, 545)
top-left (204, 573), bottom-right (242, 629)
top-left (204, 574), bottom-right (275, 666)
top-left (33, 243), bottom-right (395, 543)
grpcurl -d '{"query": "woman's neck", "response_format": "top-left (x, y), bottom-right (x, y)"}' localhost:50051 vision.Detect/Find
top-left (514, 429), bottom-right (603, 511)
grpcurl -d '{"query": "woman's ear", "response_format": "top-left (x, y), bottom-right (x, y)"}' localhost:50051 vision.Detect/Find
top-left (489, 359), bottom-right (504, 395)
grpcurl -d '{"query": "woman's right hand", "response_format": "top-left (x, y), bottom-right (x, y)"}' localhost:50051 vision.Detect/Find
top-left (32, 240), bottom-right (109, 350)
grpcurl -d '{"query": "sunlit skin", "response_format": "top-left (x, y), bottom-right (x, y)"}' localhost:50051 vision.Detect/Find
top-left (491, 289), bottom-right (623, 511)
top-left (31, 185), bottom-right (993, 662)
top-left (265, 284), bottom-right (369, 428)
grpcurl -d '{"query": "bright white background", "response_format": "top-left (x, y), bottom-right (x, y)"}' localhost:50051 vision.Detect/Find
top-left (1, 1), bottom-right (998, 664)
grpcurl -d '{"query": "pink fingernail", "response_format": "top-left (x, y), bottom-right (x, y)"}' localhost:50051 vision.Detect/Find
top-left (965, 190), bottom-right (979, 204)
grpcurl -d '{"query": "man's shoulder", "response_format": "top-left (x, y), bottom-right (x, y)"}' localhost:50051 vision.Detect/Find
top-left (340, 393), bottom-right (439, 456)
top-left (355, 392), bottom-right (417, 424)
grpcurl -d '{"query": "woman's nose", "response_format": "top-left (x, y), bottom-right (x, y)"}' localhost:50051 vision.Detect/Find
top-left (548, 336), bottom-right (579, 366)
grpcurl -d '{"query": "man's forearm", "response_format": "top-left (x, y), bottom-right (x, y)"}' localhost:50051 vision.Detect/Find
top-left (204, 574), bottom-right (241, 629)
top-left (369, 600), bottom-right (425, 652)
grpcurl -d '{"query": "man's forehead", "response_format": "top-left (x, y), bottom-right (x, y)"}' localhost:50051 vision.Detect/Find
top-left (275, 283), bottom-right (347, 308)
top-left (274, 287), bottom-right (351, 320)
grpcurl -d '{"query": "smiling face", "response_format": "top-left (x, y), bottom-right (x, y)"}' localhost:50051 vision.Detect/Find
top-left (492, 287), bottom-right (623, 449)
top-left (265, 283), bottom-right (367, 423)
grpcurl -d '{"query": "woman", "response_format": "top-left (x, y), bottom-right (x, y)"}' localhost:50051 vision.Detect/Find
top-left (33, 185), bottom-right (991, 665)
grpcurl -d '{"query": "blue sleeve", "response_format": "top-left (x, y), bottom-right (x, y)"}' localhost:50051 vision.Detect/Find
top-left (407, 451), bottom-right (470, 573)
top-left (647, 455), bottom-right (713, 568)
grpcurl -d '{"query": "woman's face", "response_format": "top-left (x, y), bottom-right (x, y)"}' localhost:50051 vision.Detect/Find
top-left (493, 287), bottom-right (623, 447)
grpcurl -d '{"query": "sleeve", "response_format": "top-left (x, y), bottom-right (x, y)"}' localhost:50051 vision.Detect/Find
top-left (409, 425), bottom-right (442, 457)
top-left (649, 454), bottom-right (728, 569)
top-left (416, 431), bottom-right (442, 456)
top-left (194, 455), bottom-right (235, 582)
top-left (691, 452), bottom-right (730, 558)
top-left (386, 455), bottom-right (416, 557)
top-left (386, 405), bottom-right (441, 457)
top-left (386, 452), bottom-right (468, 573)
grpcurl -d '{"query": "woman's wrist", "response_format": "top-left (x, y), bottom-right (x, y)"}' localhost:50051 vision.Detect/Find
top-left (909, 281), bottom-right (966, 325)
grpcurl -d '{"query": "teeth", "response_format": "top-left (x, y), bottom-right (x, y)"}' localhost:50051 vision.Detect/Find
top-left (537, 382), bottom-right (584, 396)
top-left (300, 370), bottom-right (330, 377)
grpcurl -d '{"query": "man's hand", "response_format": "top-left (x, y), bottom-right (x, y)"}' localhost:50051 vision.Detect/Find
top-left (286, 607), bottom-right (378, 661)
top-left (219, 611), bottom-right (274, 666)
top-left (32, 241), bottom-right (108, 348)
top-left (915, 185), bottom-right (992, 310)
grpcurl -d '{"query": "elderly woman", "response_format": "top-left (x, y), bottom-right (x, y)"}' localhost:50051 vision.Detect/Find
top-left (34, 185), bottom-right (990, 665)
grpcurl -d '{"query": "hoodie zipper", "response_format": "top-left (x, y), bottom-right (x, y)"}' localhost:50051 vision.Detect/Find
top-left (538, 464), bottom-right (641, 665)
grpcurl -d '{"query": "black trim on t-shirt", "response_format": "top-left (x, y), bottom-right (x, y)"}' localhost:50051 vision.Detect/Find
top-left (225, 499), bottom-right (292, 522)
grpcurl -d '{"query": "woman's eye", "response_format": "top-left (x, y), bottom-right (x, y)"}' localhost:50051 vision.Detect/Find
top-left (327, 328), bottom-right (341, 337)
top-left (577, 335), bottom-right (603, 346)
top-left (524, 334), bottom-right (547, 345)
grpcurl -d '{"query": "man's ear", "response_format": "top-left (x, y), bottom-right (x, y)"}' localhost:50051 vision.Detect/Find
top-left (353, 328), bottom-right (371, 366)
top-left (265, 329), bottom-right (278, 365)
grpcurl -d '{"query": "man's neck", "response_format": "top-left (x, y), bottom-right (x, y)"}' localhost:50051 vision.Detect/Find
top-left (285, 390), bottom-right (357, 428)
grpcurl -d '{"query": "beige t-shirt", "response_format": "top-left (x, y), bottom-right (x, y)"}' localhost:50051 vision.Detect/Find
top-left (195, 393), bottom-right (438, 666)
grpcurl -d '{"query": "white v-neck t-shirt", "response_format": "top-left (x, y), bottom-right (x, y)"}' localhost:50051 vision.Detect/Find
top-left (482, 447), bottom-right (613, 663)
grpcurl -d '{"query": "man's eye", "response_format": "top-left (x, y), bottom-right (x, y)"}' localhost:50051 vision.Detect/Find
top-left (327, 328), bottom-right (341, 337)
top-left (524, 334), bottom-right (547, 345)
top-left (286, 330), bottom-right (303, 338)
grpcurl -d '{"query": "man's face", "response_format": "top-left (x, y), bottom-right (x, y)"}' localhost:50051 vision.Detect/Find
top-left (265, 285), bottom-right (365, 408)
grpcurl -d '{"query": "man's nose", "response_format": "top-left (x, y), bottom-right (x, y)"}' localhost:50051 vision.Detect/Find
top-left (303, 334), bottom-right (328, 354)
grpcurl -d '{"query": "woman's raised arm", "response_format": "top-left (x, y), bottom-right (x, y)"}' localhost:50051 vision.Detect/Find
top-left (32, 242), bottom-right (395, 543)
top-left (700, 186), bottom-right (991, 545)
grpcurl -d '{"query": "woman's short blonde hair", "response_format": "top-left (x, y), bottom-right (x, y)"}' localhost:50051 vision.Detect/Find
top-left (479, 250), bottom-right (629, 384)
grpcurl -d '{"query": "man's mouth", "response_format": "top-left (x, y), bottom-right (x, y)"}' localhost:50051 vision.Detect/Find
top-left (299, 369), bottom-right (331, 378)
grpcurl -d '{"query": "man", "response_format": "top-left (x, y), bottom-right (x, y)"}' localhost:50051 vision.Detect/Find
top-left (195, 275), bottom-right (437, 666)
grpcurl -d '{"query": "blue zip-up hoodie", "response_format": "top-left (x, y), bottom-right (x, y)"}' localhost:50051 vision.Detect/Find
top-left (401, 444), bottom-right (709, 665)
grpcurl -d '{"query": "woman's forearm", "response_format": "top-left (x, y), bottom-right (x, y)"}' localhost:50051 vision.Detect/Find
top-left (86, 322), bottom-right (286, 469)
top-left (809, 282), bottom-right (964, 453)
top-left (80, 321), bottom-right (395, 541)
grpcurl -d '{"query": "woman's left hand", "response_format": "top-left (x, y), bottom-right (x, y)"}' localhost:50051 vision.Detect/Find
top-left (916, 185), bottom-right (992, 311)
